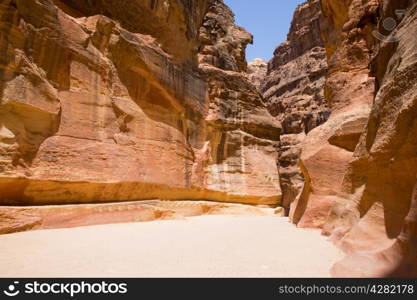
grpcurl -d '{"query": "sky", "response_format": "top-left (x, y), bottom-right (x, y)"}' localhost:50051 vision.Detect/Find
top-left (224, 0), bottom-right (306, 62)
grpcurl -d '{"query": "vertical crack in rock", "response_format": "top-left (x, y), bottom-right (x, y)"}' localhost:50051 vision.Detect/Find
top-left (197, 0), bottom-right (281, 205)
top-left (288, 0), bottom-right (378, 229)
top-left (248, 0), bottom-right (330, 213)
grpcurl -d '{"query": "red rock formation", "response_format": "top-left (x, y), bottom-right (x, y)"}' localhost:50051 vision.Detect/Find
top-left (196, 2), bottom-right (281, 204)
top-left (260, 0), bottom-right (329, 212)
top-left (246, 58), bottom-right (267, 91)
top-left (328, 0), bottom-right (417, 277)
top-left (0, 200), bottom-right (273, 234)
top-left (0, 0), bottom-right (281, 216)
top-left (279, 0), bottom-right (417, 277)
top-left (3, 0), bottom-right (416, 278)
top-left (289, 0), bottom-right (378, 228)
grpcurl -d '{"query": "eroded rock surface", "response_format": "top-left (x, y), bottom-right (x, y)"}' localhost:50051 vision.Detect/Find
top-left (327, 0), bottom-right (417, 277)
top-left (0, 0), bottom-right (281, 209)
top-left (260, 0), bottom-right (329, 212)
top-left (289, 0), bottom-right (378, 228)
top-left (280, 0), bottom-right (417, 277)
top-left (2, 0), bottom-right (416, 279)
top-left (246, 58), bottom-right (267, 90)
top-left (0, 200), bottom-right (274, 234)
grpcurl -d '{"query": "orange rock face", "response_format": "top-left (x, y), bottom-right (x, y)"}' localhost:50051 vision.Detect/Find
top-left (281, 0), bottom-right (417, 277)
top-left (246, 58), bottom-right (267, 91)
top-left (3, 0), bottom-right (416, 278)
top-left (260, 0), bottom-right (330, 213)
top-left (0, 0), bottom-right (281, 208)
top-left (290, 0), bottom-right (378, 228)
top-left (0, 200), bottom-right (273, 235)
top-left (328, 0), bottom-right (417, 277)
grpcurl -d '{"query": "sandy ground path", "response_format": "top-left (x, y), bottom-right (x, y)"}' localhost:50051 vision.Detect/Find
top-left (0, 215), bottom-right (342, 277)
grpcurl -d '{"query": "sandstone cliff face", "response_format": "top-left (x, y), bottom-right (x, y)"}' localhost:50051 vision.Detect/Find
top-left (289, 0), bottom-right (378, 228)
top-left (0, 0), bottom-right (281, 208)
top-left (261, 0), bottom-right (329, 211)
top-left (196, 1), bottom-right (281, 204)
top-left (283, 0), bottom-right (417, 277)
top-left (246, 58), bottom-right (267, 91)
top-left (328, 0), bottom-right (417, 277)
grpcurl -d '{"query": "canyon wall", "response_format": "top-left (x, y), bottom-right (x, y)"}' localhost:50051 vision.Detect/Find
top-left (260, 0), bottom-right (416, 276)
top-left (247, 58), bottom-right (267, 91)
top-left (261, 0), bottom-right (329, 212)
top-left (0, 0), bottom-right (281, 208)
top-left (327, 0), bottom-right (417, 277)
top-left (2, 0), bottom-right (416, 278)
top-left (289, 0), bottom-right (378, 228)
top-left (273, 0), bottom-right (417, 277)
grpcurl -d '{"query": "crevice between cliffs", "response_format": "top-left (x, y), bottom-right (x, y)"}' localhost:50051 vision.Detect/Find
top-left (1, 0), bottom-right (417, 278)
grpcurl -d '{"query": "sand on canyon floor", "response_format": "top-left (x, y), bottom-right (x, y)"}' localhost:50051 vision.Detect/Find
top-left (0, 215), bottom-right (343, 277)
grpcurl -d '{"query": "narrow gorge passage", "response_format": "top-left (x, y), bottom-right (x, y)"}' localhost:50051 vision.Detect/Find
top-left (0, 215), bottom-right (342, 277)
top-left (1, 0), bottom-right (417, 279)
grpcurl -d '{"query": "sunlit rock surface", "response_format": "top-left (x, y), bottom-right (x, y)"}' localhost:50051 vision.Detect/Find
top-left (289, 0), bottom-right (378, 228)
top-left (328, 0), bottom-right (417, 277)
top-left (280, 0), bottom-right (417, 277)
top-left (0, 200), bottom-right (275, 234)
top-left (246, 58), bottom-right (267, 91)
top-left (0, 0), bottom-right (281, 212)
top-left (260, 0), bottom-right (329, 212)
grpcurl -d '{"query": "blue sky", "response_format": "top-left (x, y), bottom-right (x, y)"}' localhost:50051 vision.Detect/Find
top-left (224, 0), bottom-right (306, 62)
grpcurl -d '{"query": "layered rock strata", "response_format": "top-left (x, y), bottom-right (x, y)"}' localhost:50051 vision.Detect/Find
top-left (246, 58), bottom-right (267, 91)
top-left (280, 0), bottom-right (417, 277)
top-left (260, 0), bottom-right (329, 212)
top-left (327, 0), bottom-right (417, 277)
top-left (0, 200), bottom-right (274, 234)
top-left (289, 0), bottom-right (378, 228)
top-left (0, 0), bottom-right (281, 210)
